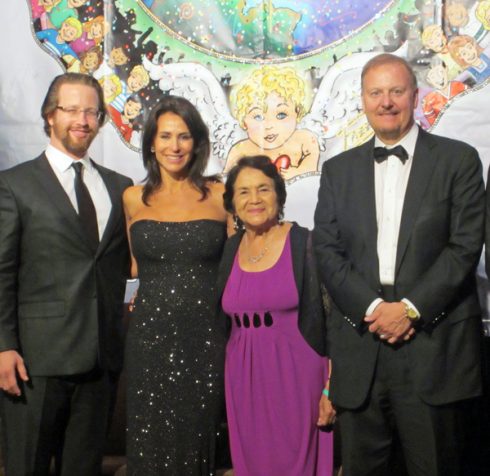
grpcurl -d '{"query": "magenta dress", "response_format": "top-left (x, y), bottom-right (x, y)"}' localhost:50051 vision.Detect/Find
top-left (222, 234), bottom-right (333, 476)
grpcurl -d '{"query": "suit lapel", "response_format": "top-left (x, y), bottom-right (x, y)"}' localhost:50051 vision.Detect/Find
top-left (93, 162), bottom-right (121, 257)
top-left (395, 130), bottom-right (437, 275)
top-left (34, 155), bottom-right (95, 252)
top-left (359, 139), bottom-right (381, 283)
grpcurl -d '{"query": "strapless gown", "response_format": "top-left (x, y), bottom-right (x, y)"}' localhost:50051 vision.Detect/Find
top-left (126, 219), bottom-right (227, 475)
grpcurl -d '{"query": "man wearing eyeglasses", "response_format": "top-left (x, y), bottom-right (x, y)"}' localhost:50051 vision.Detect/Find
top-left (0, 73), bottom-right (133, 476)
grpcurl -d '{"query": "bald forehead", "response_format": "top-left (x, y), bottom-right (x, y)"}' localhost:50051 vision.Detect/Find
top-left (361, 57), bottom-right (417, 90)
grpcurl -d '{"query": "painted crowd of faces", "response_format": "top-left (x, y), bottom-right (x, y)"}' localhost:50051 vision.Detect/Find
top-left (30, 0), bottom-right (490, 179)
top-left (31, 0), bottom-right (159, 148)
top-left (418, 0), bottom-right (490, 128)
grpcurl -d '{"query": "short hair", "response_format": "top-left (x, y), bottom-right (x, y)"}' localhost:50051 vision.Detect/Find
top-left (361, 53), bottom-right (418, 90)
top-left (83, 15), bottom-right (109, 44)
top-left (130, 65), bottom-right (150, 88)
top-left (231, 66), bottom-right (309, 128)
top-left (41, 73), bottom-right (106, 136)
top-left (425, 57), bottom-right (447, 85)
top-left (109, 46), bottom-right (129, 65)
top-left (223, 155), bottom-right (287, 222)
top-left (62, 17), bottom-right (83, 40)
top-left (476, 1), bottom-right (490, 30)
top-left (421, 24), bottom-right (445, 51)
top-left (445, 2), bottom-right (469, 28)
top-left (448, 35), bottom-right (483, 67)
top-left (141, 95), bottom-right (213, 205)
top-left (80, 46), bottom-right (103, 73)
top-left (98, 74), bottom-right (123, 103)
top-left (126, 94), bottom-right (143, 107)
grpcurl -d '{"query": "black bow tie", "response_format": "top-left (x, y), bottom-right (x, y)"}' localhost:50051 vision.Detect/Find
top-left (373, 145), bottom-right (408, 164)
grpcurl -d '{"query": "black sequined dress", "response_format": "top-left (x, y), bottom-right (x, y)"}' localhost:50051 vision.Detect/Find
top-left (126, 219), bottom-right (227, 476)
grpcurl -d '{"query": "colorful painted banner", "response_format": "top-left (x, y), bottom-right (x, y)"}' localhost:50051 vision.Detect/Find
top-left (26, 1), bottom-right (490, 178)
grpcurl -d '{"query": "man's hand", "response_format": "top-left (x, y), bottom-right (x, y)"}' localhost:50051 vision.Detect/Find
top-left (364, 302), bottom-right (414, 344)
top-left (0, 350), bottom-right (29, 396)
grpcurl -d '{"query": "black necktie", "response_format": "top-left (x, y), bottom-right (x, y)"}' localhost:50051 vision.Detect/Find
top-left (72, 162), bottom-right (99, 247)
top-left (373, 145), bottom-right (408, 164)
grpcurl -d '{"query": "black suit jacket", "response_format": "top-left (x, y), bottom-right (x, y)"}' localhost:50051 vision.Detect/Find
top-left (313, 128), bottom-right (484, 409)
top-left (0, 154), bottom-right (133, 376)
top-left (216, 222), bottom-right (328, 356)
top-left (485, 167), bottom-right (490, 279)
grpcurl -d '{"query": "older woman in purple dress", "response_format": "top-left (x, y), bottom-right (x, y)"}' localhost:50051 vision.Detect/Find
top-left (216, 155), bottom-right (335, 476)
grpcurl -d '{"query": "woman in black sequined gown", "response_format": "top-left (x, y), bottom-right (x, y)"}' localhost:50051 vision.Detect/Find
top-left (123, 96), bottom-right (228, 475)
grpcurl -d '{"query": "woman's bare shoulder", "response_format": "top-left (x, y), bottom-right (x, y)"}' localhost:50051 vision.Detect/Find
top-left (123, 184), bottom-right (144, 199)
top-left (123, 185), bottom-right (145, 215)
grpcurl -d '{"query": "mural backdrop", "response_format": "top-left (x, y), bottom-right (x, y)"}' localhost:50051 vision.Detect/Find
top-left (1, 0), bottom-right (490, 331)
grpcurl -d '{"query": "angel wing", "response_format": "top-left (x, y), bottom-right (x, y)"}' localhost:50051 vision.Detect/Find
top-left (142, 57), bottom-right (243, 173)
top-left (299, 51), bottom-right (378, 161)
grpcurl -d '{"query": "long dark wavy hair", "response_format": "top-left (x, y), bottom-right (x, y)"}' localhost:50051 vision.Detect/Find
top-left (141, 95), bottom-right (215, 205)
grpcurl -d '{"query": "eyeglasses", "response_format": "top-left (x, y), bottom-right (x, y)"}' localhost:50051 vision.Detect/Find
top-left (56, 106), bottom-right (102, 121)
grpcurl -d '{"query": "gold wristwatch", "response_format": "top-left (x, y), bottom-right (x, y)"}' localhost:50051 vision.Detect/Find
top-left (404, 303), bottom-right (420, 321)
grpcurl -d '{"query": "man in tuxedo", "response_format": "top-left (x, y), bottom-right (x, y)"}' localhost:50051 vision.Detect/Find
top-left (313, 54), bottom-right (484, 475)
top-left (0, 73), bottom-right (132, 475)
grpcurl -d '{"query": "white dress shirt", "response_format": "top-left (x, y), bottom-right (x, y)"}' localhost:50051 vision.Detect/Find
top-left (366, 123), bottom-right (420, 316)
top-left (45, 144), bottom-right (112, 239)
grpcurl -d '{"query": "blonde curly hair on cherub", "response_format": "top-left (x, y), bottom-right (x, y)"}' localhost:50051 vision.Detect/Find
top-left (231, 66), bottom-right (309, 128)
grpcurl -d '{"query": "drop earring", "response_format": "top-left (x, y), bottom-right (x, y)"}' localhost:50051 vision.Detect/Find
top-left (233, 214), bottom-right (242, 231)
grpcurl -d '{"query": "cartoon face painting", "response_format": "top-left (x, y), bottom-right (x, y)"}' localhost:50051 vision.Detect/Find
top-left (457, 41), bottom-right (479, 64)
top-left (226, 66), bottom-right (319, 181)
top-left (59, 19), bottom-right (81, 42)
top-left (109, 47), bottom-right (129, 67)
top-left (127, 66), bottom-right (149, 93)
top-left (426, 63), bottom-right (449, 90)
top-left (124, 98), bottom-right (142, 121)
top-left (445, 3), bottom-right (469, 28)
top-left (422, 25), bottom-right (447, 53)
top-left (243, 92), bottom-right (299, 151)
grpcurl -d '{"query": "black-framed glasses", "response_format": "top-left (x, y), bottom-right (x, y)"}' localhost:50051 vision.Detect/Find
top-left (56, 106), bottom-right (102, 121)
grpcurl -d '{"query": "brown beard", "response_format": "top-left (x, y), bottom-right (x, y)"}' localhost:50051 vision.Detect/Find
top-left (53, 124), bottom-right (97, 158)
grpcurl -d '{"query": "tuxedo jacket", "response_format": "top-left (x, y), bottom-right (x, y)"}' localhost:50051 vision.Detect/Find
top-left (313, 128), bottom-right (485, 409)
top-left (216, 223), bottom-right (328, 356)
top-left (0, 154), bottom-right (132, 376)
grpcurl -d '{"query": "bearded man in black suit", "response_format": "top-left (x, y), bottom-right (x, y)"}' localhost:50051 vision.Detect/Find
top-left (0, 73), bottom-right (132, 476)
top-left (313, 54), bottom-right (484, 475)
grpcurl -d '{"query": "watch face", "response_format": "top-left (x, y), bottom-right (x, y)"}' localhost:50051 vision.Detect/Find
top-left (405, 305), bottom-right (418, 320)
top-left (407, 309), bottom-right (418, 319)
